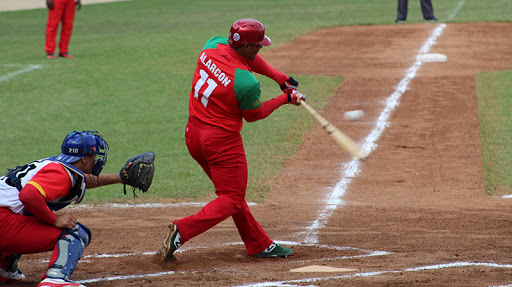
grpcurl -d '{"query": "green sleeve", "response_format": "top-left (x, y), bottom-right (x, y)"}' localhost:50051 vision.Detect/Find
top-left (203, 36), bottom-right (229, 50)
top-left (234, 69), bottom-right (262, 110)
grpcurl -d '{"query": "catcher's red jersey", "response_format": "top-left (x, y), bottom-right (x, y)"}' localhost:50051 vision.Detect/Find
top-left (0, 160), bottom-right (74, 215)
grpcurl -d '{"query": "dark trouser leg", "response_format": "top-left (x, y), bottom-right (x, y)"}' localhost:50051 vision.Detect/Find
top-left (420, 0), bottom-right (436, 20)
top-left (396, 0), bottom-right (408, 21)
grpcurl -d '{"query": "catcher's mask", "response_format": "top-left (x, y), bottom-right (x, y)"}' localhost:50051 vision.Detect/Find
top-left (228, 18), bottom-right (271, 48)
top-left (55, 130), bottom-right (109, 176)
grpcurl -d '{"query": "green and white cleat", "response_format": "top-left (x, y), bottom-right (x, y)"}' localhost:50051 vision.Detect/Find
top-left (161, 222), bottom-right (182, 262)
top-left (254, 242), bottom-right (293, 258)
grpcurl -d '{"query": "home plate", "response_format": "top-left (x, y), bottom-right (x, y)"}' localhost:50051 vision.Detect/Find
top-left (417, 53), bottom-right (447, 62)
top-left (290, 265), bottom-right (357, 273)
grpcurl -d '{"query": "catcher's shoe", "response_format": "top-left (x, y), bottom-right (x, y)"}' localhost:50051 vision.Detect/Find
top-left (36, 278), bottom-right (85, 287)
top-left (254, 242), bottom-right (293, 258)
top-left (0, 267), bottom-right (25, 283)
top-left (161, 222), bottom-right (182, 262)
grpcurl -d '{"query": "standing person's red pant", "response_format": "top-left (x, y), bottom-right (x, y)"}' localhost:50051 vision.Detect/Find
top-left (45, 0), bottom-right (76, 55)
top-left (177, 117), bottom-right (273, 255)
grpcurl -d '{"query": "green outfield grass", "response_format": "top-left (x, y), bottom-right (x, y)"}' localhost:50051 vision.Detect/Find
top-left (476, 70), bottom-right (512, 195)
top-left (1, 0), bottom-right (511, 203)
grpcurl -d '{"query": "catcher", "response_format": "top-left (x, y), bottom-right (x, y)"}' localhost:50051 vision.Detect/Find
top-left (0, 130), bottom-right (154, 287)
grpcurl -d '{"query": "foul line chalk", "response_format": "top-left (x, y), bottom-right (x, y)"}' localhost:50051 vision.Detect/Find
top-left (0, 64), bottom-right (43, 83)
top-left (290, 265), bottom-right (357, 273)
top-left (237, 262), bottom-right (512, 287)
top-left (63, 241), bottom-right (388, 284)
top-left (303, 23), bottom-right (447, 244)
top-left (35, 241), bottom-right (387, 262)
top-left (78, 271), bottom-right (186, 284)
top-left (75, 260), bottom-right (512, 286)
top-left (448, 0), bottom-right (466, 21)
top-left (70, 202), bottom-right (256, 209)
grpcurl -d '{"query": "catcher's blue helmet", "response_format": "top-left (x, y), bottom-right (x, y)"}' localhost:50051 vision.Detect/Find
top-left (55, 130), bottom-right (109, 175)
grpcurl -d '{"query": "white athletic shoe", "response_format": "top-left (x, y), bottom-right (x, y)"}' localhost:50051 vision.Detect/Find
top-left (0, 267), bottom-right (25, 283)
top-left (36, 278), bottom-right (86, 287)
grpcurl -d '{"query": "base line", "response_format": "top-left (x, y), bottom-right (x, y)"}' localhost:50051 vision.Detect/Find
top-left (303, 23), bottom-right (447, 244)
top-left (236, 262), bottom-right (512, 287)
top-left (0, 64), bottom-right (43, 83)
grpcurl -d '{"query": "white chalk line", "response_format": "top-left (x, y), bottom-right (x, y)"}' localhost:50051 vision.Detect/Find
top-left (447, 0), bottom-right (466, 21)
top-left (303, 23), bottom-right (447, 244)
top-left (0, 64), bottom-right (43, 82)
top-left (294, 2), bottom-right (472, 286)
top-left (78, 271), bottom-right (190, 284)
top-left (40, 241), bottom-right (387, 261)
top-left (31, 241), bottom-right (388, 284)
top-left (236, 262), bottom-right (512, 287)
top-left (304, 0), bottom-right (469, 244)
top-left (70, 202), bottom-right (256, 209)
top-left (68, 250), bottom-right (512, 287)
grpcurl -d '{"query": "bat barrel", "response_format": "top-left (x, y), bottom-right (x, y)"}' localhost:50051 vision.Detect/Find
top-left (300, 101), bottom-right (367, 160)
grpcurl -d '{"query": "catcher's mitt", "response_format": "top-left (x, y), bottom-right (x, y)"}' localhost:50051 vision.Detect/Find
top-left (120, 151), bottom-right (155, 197)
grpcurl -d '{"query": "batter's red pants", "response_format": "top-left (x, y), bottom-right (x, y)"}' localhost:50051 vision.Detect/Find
top-left (45, 0), bottom-right (76, 54)
top-left (177, 117), bottom-right (273, 255)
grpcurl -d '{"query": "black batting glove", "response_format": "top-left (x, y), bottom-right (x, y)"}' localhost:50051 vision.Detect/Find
top-left (280, 77), bottom-right (299, 94)
top-left (47, 0), bottom-right (54, 9)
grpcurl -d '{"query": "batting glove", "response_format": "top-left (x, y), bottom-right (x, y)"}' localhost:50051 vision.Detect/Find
top-left (287, 90), bottom-right (306, 105)
top-left (46, 0), bottom-right (54, 9)
top-left (280, 77), bottom-right (299, 93)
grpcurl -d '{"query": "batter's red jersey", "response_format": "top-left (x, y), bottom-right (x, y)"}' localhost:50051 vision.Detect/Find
top-left (189, 36), bottom-right (263, 132)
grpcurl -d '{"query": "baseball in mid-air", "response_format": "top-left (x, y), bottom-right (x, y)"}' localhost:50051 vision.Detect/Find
top-left (343, 110), bottom-right (365, 121)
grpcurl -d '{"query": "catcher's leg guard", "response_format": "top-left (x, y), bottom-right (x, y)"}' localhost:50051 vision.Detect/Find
top-left (45, 223), bottom-right (91, 281)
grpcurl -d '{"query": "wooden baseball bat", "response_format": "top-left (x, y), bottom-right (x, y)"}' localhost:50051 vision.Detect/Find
top-left (300, 100), bottom-right (367, 160)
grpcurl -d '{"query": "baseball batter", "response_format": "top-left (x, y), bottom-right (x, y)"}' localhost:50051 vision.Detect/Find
top-left (0, 131), bottom-right (153, 287)
top-left (161, 18), bottom-right (305, 260)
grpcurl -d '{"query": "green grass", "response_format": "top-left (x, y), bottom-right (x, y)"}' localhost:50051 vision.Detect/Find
top-left (476, 71), bottom-right (512, 195)
top-left (0, 0), bottom-right (511, 202)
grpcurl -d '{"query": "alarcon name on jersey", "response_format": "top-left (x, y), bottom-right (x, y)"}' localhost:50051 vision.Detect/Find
top-left (199, 52), bottom-right (232, 87)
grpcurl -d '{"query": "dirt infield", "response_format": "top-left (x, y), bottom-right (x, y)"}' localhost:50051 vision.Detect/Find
top-left (14, 22), bottom-right (512, 286)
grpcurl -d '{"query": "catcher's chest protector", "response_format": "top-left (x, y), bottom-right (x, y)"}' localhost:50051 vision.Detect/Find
top-left (0, 158), bottom-right (86, 214)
